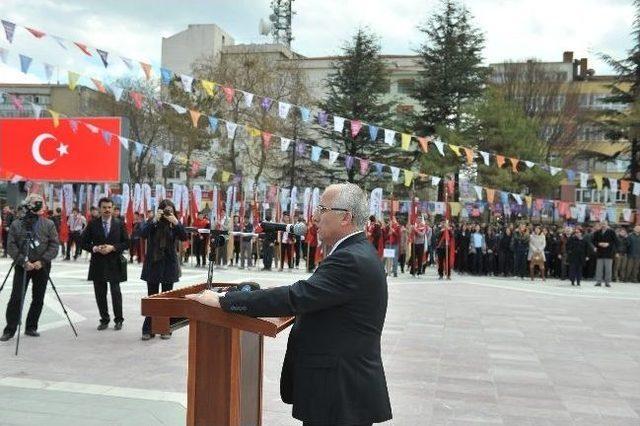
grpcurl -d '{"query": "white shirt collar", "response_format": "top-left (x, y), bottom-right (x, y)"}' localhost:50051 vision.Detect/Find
top-left (328, 231), bottom-right (363, 256)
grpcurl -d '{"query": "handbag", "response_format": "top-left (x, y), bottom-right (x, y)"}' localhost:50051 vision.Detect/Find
top-left (532, 251), bottom-right (543, 262)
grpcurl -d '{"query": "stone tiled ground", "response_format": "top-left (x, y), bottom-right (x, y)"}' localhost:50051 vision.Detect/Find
top-left (0, 256), bottom-right (639, 425)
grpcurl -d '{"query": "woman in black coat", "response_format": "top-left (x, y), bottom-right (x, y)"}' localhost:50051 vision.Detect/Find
top-left (566, 227), bottom-right (588, 286)
top-left (140, 199), bottom-right (188, 340)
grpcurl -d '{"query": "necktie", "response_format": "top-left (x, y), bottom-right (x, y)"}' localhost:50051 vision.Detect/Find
top-left (103, 221), bottom-right (109, 237)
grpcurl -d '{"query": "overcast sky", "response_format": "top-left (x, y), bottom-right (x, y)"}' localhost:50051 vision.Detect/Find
top-left (0, 0), bottom-right (635, 84)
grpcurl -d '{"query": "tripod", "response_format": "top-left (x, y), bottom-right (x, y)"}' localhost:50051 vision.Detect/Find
top-left (1, 228), bottom-right (78, 355)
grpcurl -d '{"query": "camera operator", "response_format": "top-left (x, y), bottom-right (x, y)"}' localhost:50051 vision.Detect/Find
top-left (1, 194), bottom-right (59, 341)
top-left (140, 200), bottom-right (188, 340)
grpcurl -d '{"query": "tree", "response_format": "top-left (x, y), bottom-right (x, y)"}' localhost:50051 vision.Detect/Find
top-left (598, 0), bottom-right (640, 209)
top-left (448, 87), bottom-right (561, 196)
top-left (318, 27), bottom-right (413, 187)
top-left (412, 0), bottom-right (488, 134)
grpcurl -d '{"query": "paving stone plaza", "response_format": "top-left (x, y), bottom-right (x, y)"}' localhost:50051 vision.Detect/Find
top-left (0, 257), bottom-right (639, 425)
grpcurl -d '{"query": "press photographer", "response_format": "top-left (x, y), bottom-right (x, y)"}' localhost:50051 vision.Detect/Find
top-left (0, 194), bottom-right (59, 342)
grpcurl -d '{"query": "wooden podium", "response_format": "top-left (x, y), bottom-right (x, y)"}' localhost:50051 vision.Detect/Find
top-left (141, 283), bottom-right (294, 426)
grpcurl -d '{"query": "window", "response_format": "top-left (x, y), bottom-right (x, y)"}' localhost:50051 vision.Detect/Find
top-left (397, 79), bottom-right (415, 95)
top-left (575, 188), bottom-right (628, 204)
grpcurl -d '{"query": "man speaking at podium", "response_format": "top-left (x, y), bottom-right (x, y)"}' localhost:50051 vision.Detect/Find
top-left (187, 183), bottom-right (392, 426)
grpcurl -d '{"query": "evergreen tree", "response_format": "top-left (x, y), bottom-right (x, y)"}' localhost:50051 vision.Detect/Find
top-left (318, 28), bottom-right (414, 186)
top-left (598, 0), bottom-right (640, 208)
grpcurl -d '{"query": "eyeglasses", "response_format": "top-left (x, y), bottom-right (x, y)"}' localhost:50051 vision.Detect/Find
top-left (314, 204), bottom-right (350, 215)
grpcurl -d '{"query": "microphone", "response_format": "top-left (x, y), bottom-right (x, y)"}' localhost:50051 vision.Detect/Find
top-left (260, 221), bottom-right (307, 236)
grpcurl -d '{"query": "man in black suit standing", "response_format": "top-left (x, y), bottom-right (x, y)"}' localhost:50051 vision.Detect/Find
top-left (81, 197), bottom-right (129, 330)
top-left (187, 183), bottom-right (392, 426)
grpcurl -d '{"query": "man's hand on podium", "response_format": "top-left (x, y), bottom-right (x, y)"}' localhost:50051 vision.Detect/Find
top-left (185, 290), bottom-right (223, 308)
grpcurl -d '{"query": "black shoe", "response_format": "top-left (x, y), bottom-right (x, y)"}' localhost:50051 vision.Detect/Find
top-left (577, 283), bottom-right (581, 286)
top-left (0, 332), bottom-right (14, 342)
top-left (97, 322), bottom-right (109, 331)
top-left (605, 283), bottom-right (611, 287)
top-left (595, 283), bottom-right (601, 287)
top-left (25, 329), bottom-right (40, 337)
top-left (141, 333), bottom-right (154, 341)
top-left (114, 322), bottom-right (123, 331)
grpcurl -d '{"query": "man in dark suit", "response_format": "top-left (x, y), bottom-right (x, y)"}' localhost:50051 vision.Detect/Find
top-left (187, 183), bottom-right (392, 426)
top-left (81, 197), bottom-right (129, 330)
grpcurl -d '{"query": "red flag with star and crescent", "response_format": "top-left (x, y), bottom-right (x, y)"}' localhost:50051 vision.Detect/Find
top-left (0, 117), bottom-right (121, 182)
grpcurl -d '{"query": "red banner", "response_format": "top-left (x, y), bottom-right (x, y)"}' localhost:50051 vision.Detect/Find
top-left (0, 117), bottom-right (121, 182)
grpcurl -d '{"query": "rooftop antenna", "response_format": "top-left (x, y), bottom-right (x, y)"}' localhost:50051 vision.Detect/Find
top-left (260, 0), bottom-right (294, 48)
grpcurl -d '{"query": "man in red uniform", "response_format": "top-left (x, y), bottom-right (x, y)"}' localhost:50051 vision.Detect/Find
top-left (193, 211), bottom-right (210, 267)
top-left (437, 221), bottom-right (455, 280)
top-left (387, 216), bottom-right (401, 277)
top-left (305, 220), bottom-right (318, 272)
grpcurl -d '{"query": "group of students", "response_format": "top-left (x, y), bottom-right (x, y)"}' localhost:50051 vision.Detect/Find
top-left (363, 214), bottom-right (640, 287)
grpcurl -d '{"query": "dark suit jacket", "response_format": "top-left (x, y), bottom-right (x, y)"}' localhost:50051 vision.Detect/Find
top-left (220, 232), bottom-right (392, 425)
top-left (81, 217), bottom-right (129, 282)
top-left (139, 219), bottom-right (188, 284)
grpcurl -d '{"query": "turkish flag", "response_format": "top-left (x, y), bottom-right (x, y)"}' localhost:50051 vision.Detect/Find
top-left (0, 117), bottom-right (121, 182)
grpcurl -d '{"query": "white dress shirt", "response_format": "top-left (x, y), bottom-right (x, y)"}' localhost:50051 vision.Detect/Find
top-left (328, 231), bottom-right (363, 256)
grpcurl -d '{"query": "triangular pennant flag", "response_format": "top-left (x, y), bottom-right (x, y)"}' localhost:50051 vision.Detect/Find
top-left (620, 180), bottom-right (630, 194)
top-left (278, 102), bottom-right (291, 119)
top-left (431, 176), bottom-right (441, 187)
top-left (120, 56), bottom-right (133, 69)
top-left (221, 171), bottom-right (231, 183)
top-left (418, 137), bottom-right (429, 153)
top-left (0, 47), bottom-right (8, 64)
top-left (73, 42), bottom-right (92, 56)
top-left (205, 165), bottom-right (216, 180)
top-left (328, 150), bottom-right (339, 164)
top-left (189, 110), bottom-right (202, 127)
top-left (404, 170), bottom-right (414, 187)
top-left (608, 177), bottom-right (618, 193)
top-left (524, 160), bottom-right (535, 169)
top-left (359, 159), bottom-right (369, 175)
top-left (474, 185), bottom-right (483, 200)
top-left (261, 97), bottom-right (273, 111)
top-left (593, 174), bottom-right (603, 190)
top-left (140, 62), bottom-right (152, 80)
top-left (246, 126), bottom-right (261, 138)
top-left (296, 141), bottom-right (306, 156)
top-left (317, 111), bottom-right (328, 127)
top-left (130, 91), bottom-right (143, 109)
top-left (30, 102), bottom-right (43, 118)
top-left (241, 91), bottom-right (254, 107)
top-left (549, 166), bottom-right (562, 176)
top-left (110, 85), bottom-right (124, 102)
top-left (368, 125), bottom-right (379, 142)
top-left (299, 107), bottom-right (311, 122)
top-left (134, 141), bottom-right (144, 157)
top-left (401, 133), bottom-right (411, 151)
top-left (390, 166), bottom-right (400, 182)
top-left (463, 147), bottom-right (474, 165)
top-left (350, 120), bottom-right (363, 138)
top-left (384, 129), bottom-right (396, 146)
top-left (433, 138), bottom-right (445, 156)
top-left (208, 116), bottom-right (219, 132)
top-left (580, 172), bottom-right (589, 188)
top-left (101, 130), bottom-right (112, 145)
top-left (225, 121), bottom-right (237, 139)
top-left (118, 136), bottom-right (129, 150)
top-left (525, 196), bottom-right (532, 209)
top-left (448, 144), bottom-right (461, 156)
top-left (311, 146), bottom-right (322, 162)
top-left (374, 163), bottom-right (384, 177)
top-left (333, 116), bottom-right (345, 133)
top-left (169, 103), bottom-right (187, 114)
top-left (496, 155), bottom-right (505, 168)
top-left (566, 169), bottom-right (575, 182)
top-left (43, 63), bottom-right (54, 81)
top-left (223, 86), bottom-right (235, 103)
top-left (510, 158), bottom-right (519, 173)
top-left (96, 49), bottom-right (109, 67)
top-left (26, 27), bottom-right (46, 38)
top-left (280, 137), bottom-right (292, 152)
top-left (19, 54), bottom-right (32, 73)
top-left (512, 193), bottom-right (523, 205)
top-left (2, 20), bottom-right (16, 43)
top-left (68, 71), bottom-right (80, 90)
top-left (633, 182), bottom-right (640, 196)
top-left (91, 78), bottom-right (107, 94)
top-left (486, 188), bottom-right (495, 203)
top-left (479, 151), bottom-right (490, 166)
top-left (261, 132), bottom-right (272, 149)
top-left (162, 151), bottom-right (173, 166)
top-left (344, 156), bottom-right (354, 170)
top-left (48, 109), bottom-right (60, 127)
top-left (51, 35), bottom-right (67, 49)
top-left (180, 74), bottom-right (194, 92)
top-left (160, 68), bottom-right (173, 85)
top-left (200, 80), bottom-right (215, 96)
top-left (85, 123), bottom-right (100, 134)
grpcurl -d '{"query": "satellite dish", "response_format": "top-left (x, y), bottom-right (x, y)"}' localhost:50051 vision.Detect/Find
top-left (259, 18), bottom-right (272, 36)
